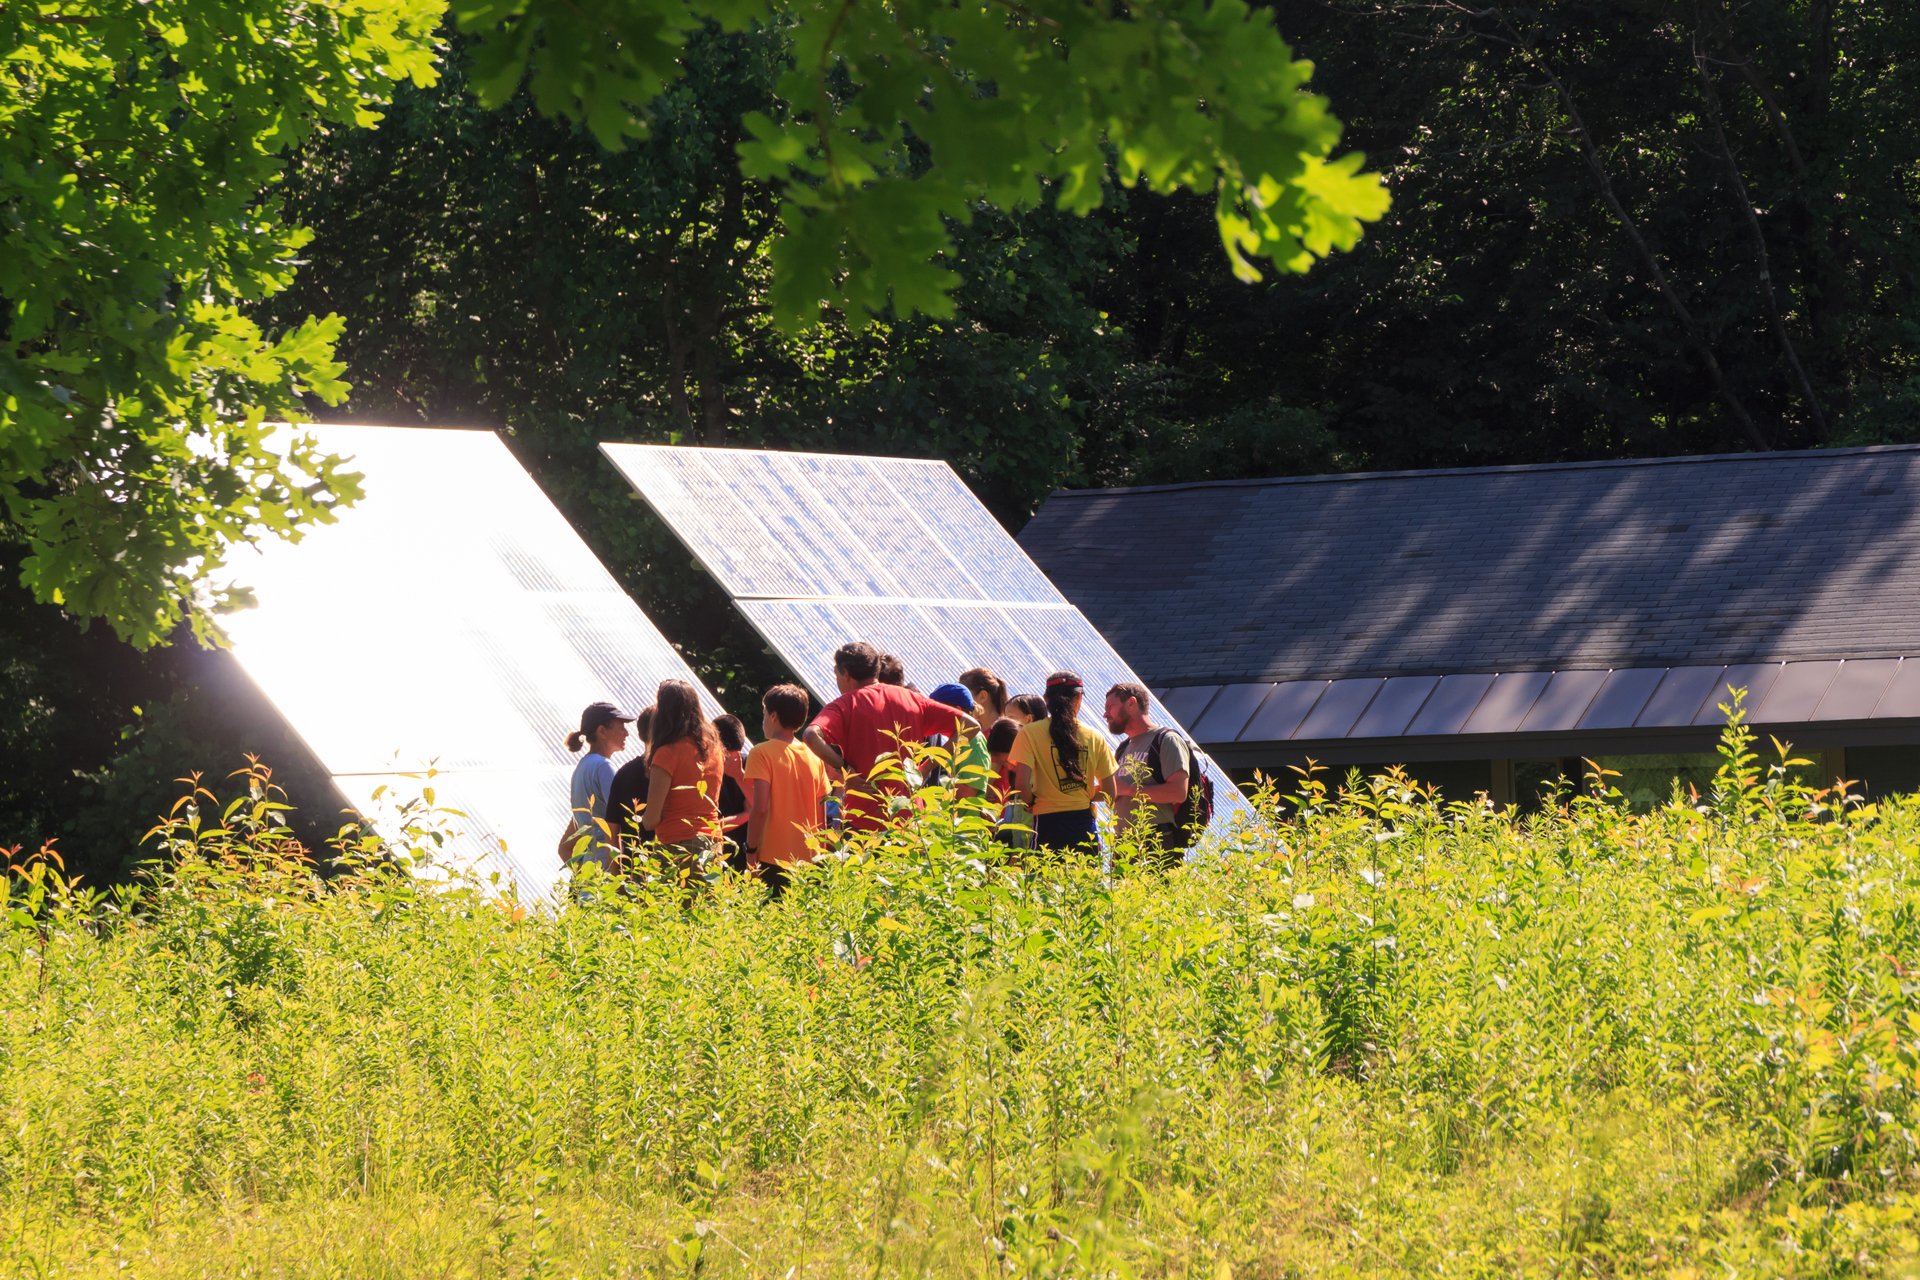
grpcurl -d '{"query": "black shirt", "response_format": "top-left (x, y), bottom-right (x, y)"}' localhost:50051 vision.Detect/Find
top-left (606, 756), bottom-right (651, 841)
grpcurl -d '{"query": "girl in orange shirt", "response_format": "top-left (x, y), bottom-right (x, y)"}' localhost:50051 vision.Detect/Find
top-left (640, 679), bottom-right (724, 876)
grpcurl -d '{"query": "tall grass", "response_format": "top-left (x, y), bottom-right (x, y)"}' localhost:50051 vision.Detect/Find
top-left (5, 710), bottom-right (1920, 1276)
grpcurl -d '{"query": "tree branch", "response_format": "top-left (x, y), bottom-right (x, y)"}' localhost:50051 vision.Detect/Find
top-left (1463, 3), bottom-right (1769, 448)
top-left (1693, 35), bottom-right (1827, 440)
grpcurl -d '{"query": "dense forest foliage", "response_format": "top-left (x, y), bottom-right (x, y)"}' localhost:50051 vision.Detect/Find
top-left (7, 2), bottom-right (1919, 883)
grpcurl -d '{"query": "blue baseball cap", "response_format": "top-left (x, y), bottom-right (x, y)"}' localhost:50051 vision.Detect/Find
top-left (930, 682), bottom-right (975, 711)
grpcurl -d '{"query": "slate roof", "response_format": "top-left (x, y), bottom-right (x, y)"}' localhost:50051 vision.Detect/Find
top-left (1017, 446), bottom-right (1920, 691)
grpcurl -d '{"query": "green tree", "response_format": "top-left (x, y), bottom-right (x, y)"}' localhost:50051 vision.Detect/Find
top-left (1, 0), bottom-right (443, 650)
top-left (1239, 0), bottom-right (1920, 465)
top-left (454, 0), bottom-right (1388, 326)
top-left (4, 0), bottom-right (1383, 651)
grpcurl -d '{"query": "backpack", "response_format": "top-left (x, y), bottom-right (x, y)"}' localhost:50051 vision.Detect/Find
top-left (1138, 728), bottom-right (1213, 835)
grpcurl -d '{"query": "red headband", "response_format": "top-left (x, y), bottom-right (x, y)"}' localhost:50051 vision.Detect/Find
top-left (1045, 674), bottom-right (1083, 693)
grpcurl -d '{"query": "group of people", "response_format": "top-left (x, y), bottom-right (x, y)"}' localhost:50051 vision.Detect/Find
top-left (560, 640), bottom-right (1205, 892)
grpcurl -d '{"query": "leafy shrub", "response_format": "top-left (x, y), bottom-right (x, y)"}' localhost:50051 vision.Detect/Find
top-left (4, 724), bottom-right (1919, 1276)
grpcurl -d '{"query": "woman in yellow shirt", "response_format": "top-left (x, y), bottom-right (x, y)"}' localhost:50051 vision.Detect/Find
top-left (1007, 671), bottom-right (1117, 854)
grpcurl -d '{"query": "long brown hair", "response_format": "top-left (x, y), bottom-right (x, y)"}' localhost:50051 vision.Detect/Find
top-left (958, 667), bottom-right (1008, 719)
top-left (649, 679), bottom-right (717, 766)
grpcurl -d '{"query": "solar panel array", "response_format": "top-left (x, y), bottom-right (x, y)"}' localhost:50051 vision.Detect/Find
top-left (219, 425), bottom-right (725, 900)
top-left (599, 443), bottom-right (1260, 841)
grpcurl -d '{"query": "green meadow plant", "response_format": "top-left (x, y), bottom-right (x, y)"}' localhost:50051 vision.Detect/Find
top-left (4, 721), bottom-right (1920, 1277)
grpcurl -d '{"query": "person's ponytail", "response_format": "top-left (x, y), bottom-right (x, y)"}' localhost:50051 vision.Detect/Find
top-left (960, 667), bottom-right (1008, 719)
top-left (1045, 681), bottom-right (1084, 786)
top-left (565, 729), bottom-right (587, 753)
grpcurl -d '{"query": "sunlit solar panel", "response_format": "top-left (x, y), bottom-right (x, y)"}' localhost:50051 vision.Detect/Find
top-left (601, 442), bottom-right (1261, 844)
top-left (876, 459), bottom-right (1063, 603)
top-left (219, 425), bottom-right (725, 900)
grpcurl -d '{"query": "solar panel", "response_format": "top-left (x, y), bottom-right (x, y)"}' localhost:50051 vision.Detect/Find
top-left (831, 601), bottom-right (972, 690)
top-left (873, 459), bottom-right (1063, 603)
top-left (220, 425), bottom-right (727, 900)
top-left (918, 603), bottom-right (1055, 690)
top-left (736, 600), bottom-right (854, 705)
top-left (602, 443), bottom-right (1261, 841)
top-left (1007, 607), bottom-right (1151, 711)
top-left (787, 453), bottom-right (988, 599)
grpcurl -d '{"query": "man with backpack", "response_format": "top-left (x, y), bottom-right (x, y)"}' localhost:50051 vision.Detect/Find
top-left (1104, 681), bottom-right (1207, 867)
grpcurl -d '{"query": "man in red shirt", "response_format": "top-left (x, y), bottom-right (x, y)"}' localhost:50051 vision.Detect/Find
top-left (803, 641), bottom-right (968, 832)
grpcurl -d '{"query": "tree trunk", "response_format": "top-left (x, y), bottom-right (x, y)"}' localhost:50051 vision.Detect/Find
top-left (1694, 41), bottom-right (1828, 440)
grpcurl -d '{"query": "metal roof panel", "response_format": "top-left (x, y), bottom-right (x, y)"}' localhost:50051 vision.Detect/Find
top-left (1461, 671), bottom-right (1552, 735)
top-left (1191, 682), bottom-right (1276, 743)
top-left (1638, 665), bottom-right (1728, 727)
top-left (1161, 685), bottom-right (1223, 726)
top-left (1407, 673), bottom-right (1497, 735)
top-left (1349, 675), bottom-right (1442, 738)
top-left (1019, 448), bottom-right (1920, 689)
top-left (1873, 659), bottom-right (1920, 719)
top-left (1239, 681), bottom-right (1328, 742)
top-left (1295, 678), bottom-right (1385, 740)
top-left (1693, 663), bottom-right (1783, 725)
top-left (1579, 667), bottom-right (1668, 729)
top-left (1520, 669), bottom-right (1609, 732)
top-left (1751, 660), bottom-right (1841, 723)
top-left (1814, 658), bottom-right (1901, 721)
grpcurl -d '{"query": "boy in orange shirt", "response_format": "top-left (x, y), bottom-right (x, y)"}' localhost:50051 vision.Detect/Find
top-left (744, 684), bottom-right (834, 897)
